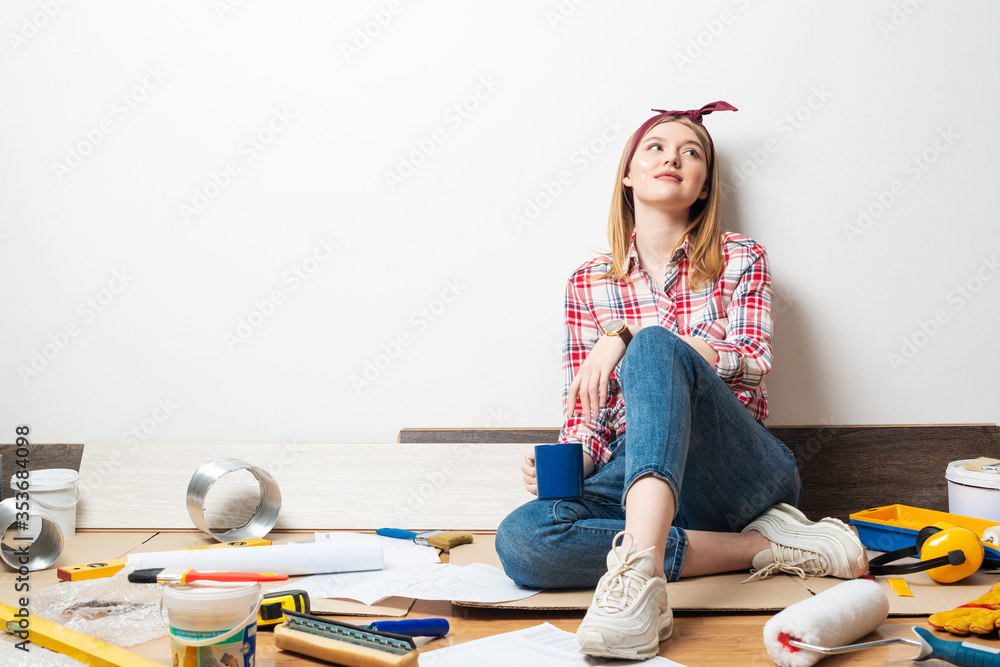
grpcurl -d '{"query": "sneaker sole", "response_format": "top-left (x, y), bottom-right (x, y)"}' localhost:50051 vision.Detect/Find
top-left (578, 614), bottom-right (673, 659)
top-left (746, 503), bottom-right (868, 578)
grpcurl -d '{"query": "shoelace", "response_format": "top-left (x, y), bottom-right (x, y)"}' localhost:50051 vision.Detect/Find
top-left (741, 545), bottom-right (830, 584)
top-left (595, 544), bottom-right (656, 611)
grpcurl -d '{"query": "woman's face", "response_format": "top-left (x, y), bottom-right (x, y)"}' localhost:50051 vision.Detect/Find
top-left (623, 120), bottom-right (710, 211)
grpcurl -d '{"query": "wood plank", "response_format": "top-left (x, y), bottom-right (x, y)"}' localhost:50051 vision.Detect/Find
top-left (0, 443), bottom-right (84, 502)
top-left (76, 443), bottom-right (533, 531)
top-left (399, 428), bottom-right (562, 444)
top-left (398, 425), bottom-right (1000, 521)
top-left (779, 424), bottom-right (1000, 520)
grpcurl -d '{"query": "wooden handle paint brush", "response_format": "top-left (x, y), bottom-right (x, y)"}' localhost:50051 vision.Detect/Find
top-left (128, 567), bottom-right (289, 584)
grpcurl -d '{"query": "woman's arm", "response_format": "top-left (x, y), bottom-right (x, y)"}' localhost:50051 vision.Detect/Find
top-left (703, 250), bottom-right (774, 390)
top-left (557, 274), bottom-right (617, 467)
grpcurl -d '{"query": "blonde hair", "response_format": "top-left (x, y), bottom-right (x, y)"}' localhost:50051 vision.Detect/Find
top-left (602, 116), bottom-right (724, 290)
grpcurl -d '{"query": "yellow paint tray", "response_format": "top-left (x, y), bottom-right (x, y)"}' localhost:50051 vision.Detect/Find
top-left (849, 504), bottom-right (1000, 566)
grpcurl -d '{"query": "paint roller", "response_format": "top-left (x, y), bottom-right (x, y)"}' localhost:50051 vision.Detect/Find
top-left (763, 579), bottom-right (1000, 666)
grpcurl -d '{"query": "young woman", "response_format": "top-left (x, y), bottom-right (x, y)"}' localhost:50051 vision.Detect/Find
top-left (495, 102), bottom-right (868, 661)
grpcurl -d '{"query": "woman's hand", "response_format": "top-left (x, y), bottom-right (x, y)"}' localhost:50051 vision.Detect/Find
top-left (523, 449), bottom-right (597, 496)
top-left (679, 335), bottom-right (719, 367)
top-left (522, 451), bottom-right (537, 495)
top-left (566, 333), bottom-right (629, 423)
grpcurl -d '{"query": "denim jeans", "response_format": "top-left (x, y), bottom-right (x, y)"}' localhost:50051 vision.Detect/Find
top-left (496, 326), bottom-right (801, 586)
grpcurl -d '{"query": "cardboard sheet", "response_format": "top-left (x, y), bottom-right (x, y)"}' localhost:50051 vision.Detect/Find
top-left (800, 560), bottom-right (1000, 616)
top-left (448, 535), bottom-right (1000, 615)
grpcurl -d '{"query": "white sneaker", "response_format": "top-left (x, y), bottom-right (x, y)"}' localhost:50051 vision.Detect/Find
top-left (742, 503), bottom-right (868, 582)
top-left (577, 531), bottom-right (672, 660)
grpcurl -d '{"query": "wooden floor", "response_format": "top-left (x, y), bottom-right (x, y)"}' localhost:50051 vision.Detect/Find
top-left (116, 594), bottom-right (1000, 666)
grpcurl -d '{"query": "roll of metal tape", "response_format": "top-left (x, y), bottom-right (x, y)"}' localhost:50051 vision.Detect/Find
top-left (0, 498), bottom-right (64, 571)
top-left (186, 458), bottom-right (281, 542)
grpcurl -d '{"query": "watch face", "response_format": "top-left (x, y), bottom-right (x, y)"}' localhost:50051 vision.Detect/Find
top-left (606, 319), bottom-right (625, 334)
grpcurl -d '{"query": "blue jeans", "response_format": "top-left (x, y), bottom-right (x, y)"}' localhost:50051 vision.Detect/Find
top-left (496, 327), bottom-right (801, 586)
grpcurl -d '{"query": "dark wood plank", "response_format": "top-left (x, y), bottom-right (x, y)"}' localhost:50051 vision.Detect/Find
top-left (0, 443), bottom-right (84, 502)
top-left (398, 425), bottom-right (1000, 521)
top-left (399, 428), bottom-right (563, 444)
top-left (779, 425), bottom-right (1000, 521)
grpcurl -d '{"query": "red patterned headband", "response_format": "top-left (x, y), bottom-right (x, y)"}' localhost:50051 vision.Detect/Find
top-left (623, 101), bottom-right (737, 177)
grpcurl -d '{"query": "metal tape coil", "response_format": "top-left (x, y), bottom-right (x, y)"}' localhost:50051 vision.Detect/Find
top-left (0, 498), bottom-right (64, 571)
top-left (186, 458), bottom-right (281, 542)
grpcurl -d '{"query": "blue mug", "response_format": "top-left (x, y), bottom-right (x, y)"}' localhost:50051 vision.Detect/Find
top-left (534, 443), bottom-right (585, 500)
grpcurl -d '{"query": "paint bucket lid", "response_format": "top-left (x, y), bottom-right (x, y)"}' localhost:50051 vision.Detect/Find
top-left (10, 468), bottom-right (79, 492)
top-left (947, 460), bottom-right (1000, 491)
top-left (162, 583), bottom-right (260, 612)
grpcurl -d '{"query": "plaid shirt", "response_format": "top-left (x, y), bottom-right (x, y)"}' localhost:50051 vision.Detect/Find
top-left (558, 232), bottom-right (774, 468)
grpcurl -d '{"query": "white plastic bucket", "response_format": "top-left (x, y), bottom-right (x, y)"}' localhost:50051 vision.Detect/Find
top-left (161, 583), bottom-right (261, 667)
top-left (946, 460), bottom-right (1000, 523)
top-left (9, 469), bottom-right (80, 540)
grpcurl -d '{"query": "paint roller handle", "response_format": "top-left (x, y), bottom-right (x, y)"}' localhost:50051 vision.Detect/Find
top-left (911, 627), bottom-right (1000, 666)
top-left (368, 618), bottom-right (450, 637)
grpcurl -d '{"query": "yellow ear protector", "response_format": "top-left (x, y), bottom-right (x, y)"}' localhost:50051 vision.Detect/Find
top-left (868, 522), bottom-right (984, 583)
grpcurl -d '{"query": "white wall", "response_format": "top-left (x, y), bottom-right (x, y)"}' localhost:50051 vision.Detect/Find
top-left (3, 0), bottom-right (997, 446)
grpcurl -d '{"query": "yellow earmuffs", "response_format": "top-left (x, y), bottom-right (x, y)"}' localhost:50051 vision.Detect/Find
top-left (868, 522), bottom-right (984, 583)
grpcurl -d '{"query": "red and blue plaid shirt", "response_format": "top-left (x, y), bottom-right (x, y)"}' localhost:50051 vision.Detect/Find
top-left (558, 232), bottom-right (774, 468)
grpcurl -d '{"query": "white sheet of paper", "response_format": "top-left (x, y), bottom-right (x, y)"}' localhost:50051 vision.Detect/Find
top-left (271, 533), bottom-right (540, 605)
top-left (392, 562), bottom-right (541, 603)
top-left (419, 623), bottom-right (686, 666)
top-left (270, 532), bottom-right (445, 605)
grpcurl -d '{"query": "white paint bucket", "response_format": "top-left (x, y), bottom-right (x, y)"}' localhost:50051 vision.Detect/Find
top-left (161, 583), bottom-right (261, 667)
top-left (9, 469), bottom-right (80, 540)
top-left (947, 460), bottom-right (1000, 523)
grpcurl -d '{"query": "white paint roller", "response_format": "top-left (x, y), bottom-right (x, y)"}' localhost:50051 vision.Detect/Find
top-left (763, 579), bottom-right (889, 667)
top-left (982, 525), bottom-right (1000, 546)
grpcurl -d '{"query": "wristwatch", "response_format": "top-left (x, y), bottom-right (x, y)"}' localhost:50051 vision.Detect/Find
top-left (604, 319), bottom-right (632, 347)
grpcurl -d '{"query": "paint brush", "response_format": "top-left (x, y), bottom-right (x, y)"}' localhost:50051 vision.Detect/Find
top-left (128, 567), bottom-right (288, 584)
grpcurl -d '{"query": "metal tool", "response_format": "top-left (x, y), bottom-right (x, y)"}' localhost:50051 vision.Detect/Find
top-left (258, 589), bottom-right (310, 628)
top-left (186, 458), bottom-right (281, 542)
top-left (275, 609), bottom-right (419, 667)
top-left (788, 626), bottom-right (1000, 665)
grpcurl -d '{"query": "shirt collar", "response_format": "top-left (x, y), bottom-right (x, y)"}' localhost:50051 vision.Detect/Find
top-left (627, 232), bottom-right (692, 272)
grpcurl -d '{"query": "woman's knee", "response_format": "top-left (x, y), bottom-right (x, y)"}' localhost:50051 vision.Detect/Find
top-left (495, 503), bottom-right (552, 588)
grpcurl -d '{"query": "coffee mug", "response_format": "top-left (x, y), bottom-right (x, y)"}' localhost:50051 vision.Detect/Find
top-left (534, 443), bottom-right (585, 500)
